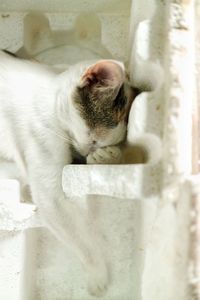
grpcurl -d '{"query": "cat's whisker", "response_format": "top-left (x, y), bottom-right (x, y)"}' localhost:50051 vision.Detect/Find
top-left (46, 127), bottom-right (73, 143)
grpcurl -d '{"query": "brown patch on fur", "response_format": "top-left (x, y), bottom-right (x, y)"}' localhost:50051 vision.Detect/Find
top-left (75, 60), bottom-right (141, 130)
top-left (75, 83), bottom-right (139, 129)
top-left (112, 85), bottom-right (140, 123)
top-left (75, 84), bottom-right (119, 128)
top-left (94, 126), bottom-right (108, 137)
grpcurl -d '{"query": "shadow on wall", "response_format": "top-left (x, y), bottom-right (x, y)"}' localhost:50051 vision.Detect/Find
top-left (16, 12), bottom-right (113, 65)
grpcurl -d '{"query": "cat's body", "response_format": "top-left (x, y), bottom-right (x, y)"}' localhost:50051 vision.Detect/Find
top-left (0, 51), bottom-right (136, 296)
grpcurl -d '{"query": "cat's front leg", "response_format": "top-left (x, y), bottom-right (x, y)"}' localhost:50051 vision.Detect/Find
top-left (26, 141), bottom-right (109, 297)
top-left (86, 146), bottom-right (122, 164)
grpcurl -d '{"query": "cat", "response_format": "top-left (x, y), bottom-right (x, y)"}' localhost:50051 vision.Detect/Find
top-left (0, 50), bottom-right (138, 296)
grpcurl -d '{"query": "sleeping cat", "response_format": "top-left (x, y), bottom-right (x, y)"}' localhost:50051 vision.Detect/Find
top-left (0, 50), bottom-right (137, 296)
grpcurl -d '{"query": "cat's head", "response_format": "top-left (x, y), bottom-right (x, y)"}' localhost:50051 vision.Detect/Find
top-left (63, 60), bottom-right (139, 156)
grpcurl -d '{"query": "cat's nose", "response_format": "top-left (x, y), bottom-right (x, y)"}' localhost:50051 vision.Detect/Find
top-left (90, 141), bottom-right (98, 152)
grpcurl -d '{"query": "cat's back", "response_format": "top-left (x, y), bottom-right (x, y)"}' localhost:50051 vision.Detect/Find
top-left (0, 52), bottom-right (58, 162)
top-left (0, 51), bottom-right (56, 87)
top-left (0, 51), bottom-right (58, 114)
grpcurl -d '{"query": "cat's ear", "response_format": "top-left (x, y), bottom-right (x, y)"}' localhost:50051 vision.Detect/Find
top-left (80, 60), bottom-right (125, 90)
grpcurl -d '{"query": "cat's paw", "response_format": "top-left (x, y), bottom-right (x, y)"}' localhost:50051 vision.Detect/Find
top-left (86, 146), bottom-right (122, 164)
top-left (87, 262), bottom-right (109, 297)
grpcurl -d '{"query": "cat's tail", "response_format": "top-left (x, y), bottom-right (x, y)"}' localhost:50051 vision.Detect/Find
top-left (125, 133), bottom-right (163, 165)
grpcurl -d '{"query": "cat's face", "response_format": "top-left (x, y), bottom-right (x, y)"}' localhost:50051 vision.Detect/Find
top-left (68, 60), bottom-right (138, 156)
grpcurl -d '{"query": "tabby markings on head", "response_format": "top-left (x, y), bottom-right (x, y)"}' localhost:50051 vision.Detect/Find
top-left (75, 60), bottom-right (139, 131)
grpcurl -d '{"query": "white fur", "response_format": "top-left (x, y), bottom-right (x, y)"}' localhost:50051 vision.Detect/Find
top-left (0, 51), bottom-right (126, 296)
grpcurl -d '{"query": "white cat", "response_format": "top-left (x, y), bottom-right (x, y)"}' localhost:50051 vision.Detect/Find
top-left (0, 51), bottom-right (137, 296)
